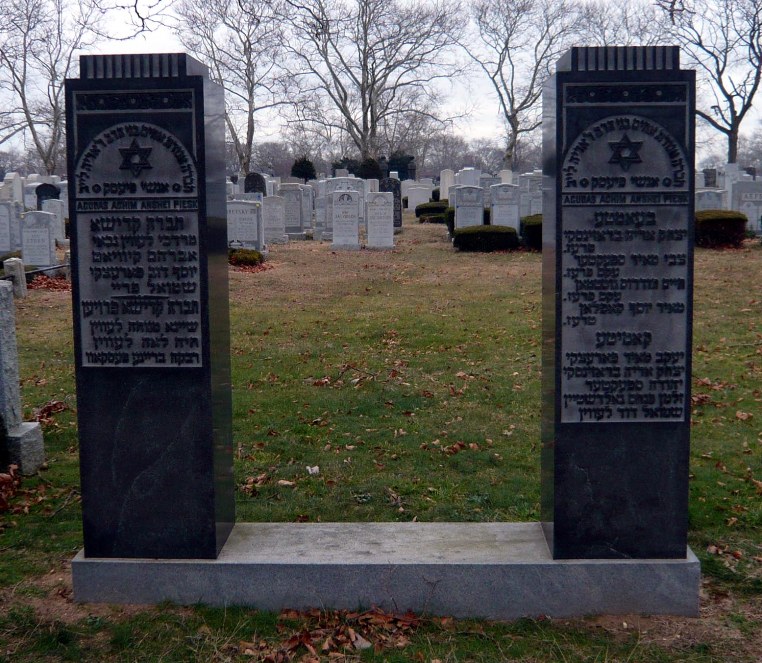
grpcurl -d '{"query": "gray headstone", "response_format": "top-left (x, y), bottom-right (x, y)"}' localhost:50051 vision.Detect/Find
top-left (21, 211), bottom-right (57, 268)
top-left (490, 183), bottom-right (520, 231)
top-left (365, 192), bottom-right (394, 249)
top-left (227, 201), bottom-right (264, 251)
top-left (454, 186), bottom-right (483, 229)
top-left (331, 191), bottom-right (360, 250)
top-left (542, 45), bottom-right (695, 560)
top-left (379, 178), bottom-right (402, 229)
top-left (262, 195), bottom-right (287, 243)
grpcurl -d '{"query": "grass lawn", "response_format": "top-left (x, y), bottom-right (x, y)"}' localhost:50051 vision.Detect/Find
top-left (0, 216), bottom-right (760, 661)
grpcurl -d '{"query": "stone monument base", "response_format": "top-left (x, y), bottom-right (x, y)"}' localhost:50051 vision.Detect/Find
top-left (72, 522), bottom-right (699, 619)
top-left (6, 421), bottom-right (44, 475)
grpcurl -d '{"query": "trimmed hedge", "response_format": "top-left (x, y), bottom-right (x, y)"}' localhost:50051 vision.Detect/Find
top-left (229, 248), bottom-right (264, 266)
top-left (695, 209), bottom-right (747, 248)
top-left (415, 201), bottom-right (449, 218)
top-left (420, 213), bottom-right (446, 224)
top-left (521, 214), bottom-right (542, 251)
top-left (444, 207), bottom-right (455, 235)
top-left (432, 187), bottom-right (440, 202)
top-left (453, 226), bottom-right (519, 252)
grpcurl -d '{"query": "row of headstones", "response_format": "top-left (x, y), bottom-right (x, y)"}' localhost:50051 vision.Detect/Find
top-left (0, 172), bottom-right (69, 212)
top-left (227, 176), bottom-right (402, 251)
top-left (695, 164), bottom-right (762, 234)
top-left (0, 201), bottom-right (66, 268)
top-left (451, 184), bottom-right (523, 233)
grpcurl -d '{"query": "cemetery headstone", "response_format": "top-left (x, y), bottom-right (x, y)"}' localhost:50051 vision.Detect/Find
top-left (730, 180), bottom-right (762, 234)
top-left (454, 185), bottom-right (484, 229)
top-left (379, 177), bottom-right (402, 231)
top-left (227, 200), bottom-right (264, 250)
top-left (42, 198), bottom-right (67, 244)
top-left (278, 183), bottom-right (304, 238)
top-left (314, 196), bottom-right (326, 240)
top-left (1, 173), bottom-right (23, 205)
top-left (21, 211), bottom-right (57, 268)
top-left (244, 172), bottom-right (267, 196)
top-left (407, 186), bottom-right (431, 211)
top-left (36, 182), bottom-right (61, 210)
top-left (365, 192), bottom-right (394, 249)
top-left (2, 258), bottom-right (26, 299)
top-left (331, 191), bottom-right (360, 250)
top-left (262, 195), bottom-right (288, 243)
top-left (0, 281), bottom-right (44, 474)
top-left (65, 52), bottom-right (234, 559)
top-left (300, 185), bottom-right (313, 232)
top-left (439, 169), bottom-right (455, 200)
top-left (542, 45), bottom-right (694, 559)
top-left (490, 183), bottom-right (520, 231)
top-left (0, 202), bottom-right (16, 253)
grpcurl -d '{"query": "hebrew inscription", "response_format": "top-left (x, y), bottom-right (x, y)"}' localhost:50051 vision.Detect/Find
top-left (74, 122), bottom-right (202, 368)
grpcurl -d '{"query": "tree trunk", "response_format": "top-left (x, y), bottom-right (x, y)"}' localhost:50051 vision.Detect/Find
top-left (727, 127), bottom-right (739, 164)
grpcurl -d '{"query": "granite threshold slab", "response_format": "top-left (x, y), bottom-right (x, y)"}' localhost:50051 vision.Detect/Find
top-left (72, 522), bottom-right (700, 619)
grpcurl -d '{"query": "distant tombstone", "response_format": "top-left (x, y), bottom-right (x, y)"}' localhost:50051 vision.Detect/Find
top-left (331, 191), bottom-right (360, 250)
top-left (335, 168), bottom-right (350, 177)
top-left (21, 211), bottom-right (57, 267)
top-left (300, 185), bottom-right (313, 232)
top-left (36, 182), bottom-right (61, 210)
top-left (23, 184), bottom-right (38, 210)
top-left (499, 169), bottom-right (514, 184)
top-left (42, 199), bottom-right (67, 244)
top-left (407, 186), bottom-right (431, 211)
top-left (479, 176), bottom-right (500, 191)
top-left (389, 171), bottom-right (399, 180)
top-left (439, 169), bottom-right (455, 200)
top-left (365, 192), bottom-right (394, 249)
top-left (703, 168), bottom-right (717, 188)
top-left (694, 189), bottom-right (725, 211)
top-left (379, 177), bottom-right (402, 230)
top-left (262, 195), bottom-right (288, 243)
top-left (277, 183), bottom-right (304, 238)
top-left (1, 173), bottom-right (23, 205)
top-left (456, 167), bottom-right (480, 186)
top-left (233, 192), bottom-right (264, 203)
top-left (244, 172), bottom-right (267, 196)
top-left (314, 196), bottom-right (327, 240)
top-left (65, 52), bottom-right (234, 560)
top-left (454, 185), bottom-right (483, 229)
top-left (227, 200), bottom-right (264, 251)
top-left (731, 181), bottom-right (762, 234)
top-left (694, 172), bottom-right (705, 188)
top-left (543, 45), bottom-right (695, 559)
top-left (0, 202), bottom-right (16, 253)
top-left (490, 184), bottom-right (520, 231)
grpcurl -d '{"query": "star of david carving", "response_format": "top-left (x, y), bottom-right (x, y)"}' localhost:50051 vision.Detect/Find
top-left (119, 139), bottom-right (153, 177)
top-left (608, 133), bottom-right (643, 171)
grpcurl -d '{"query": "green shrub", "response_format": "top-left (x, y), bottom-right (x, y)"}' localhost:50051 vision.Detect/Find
top-left (453, 226), bottom-right (519, 252)
top-left (402, 196), bottom-right (408, 209)
top-left (444, 207), bottom-right (455, 235)
top-left (420, 213), bottom-right (446, 224)
top-left (228, 248), bottom-right (264, 266)
top-left (432, 187), bottom-right (440, 202)
top-left (483, 208), bottom-right (491, 225)
top-left (415, 201), bottom-right (449, 218)
top-left (521, 214), bottom-right (542, 251)
top-left (695, 210), bottom-right (747, 248)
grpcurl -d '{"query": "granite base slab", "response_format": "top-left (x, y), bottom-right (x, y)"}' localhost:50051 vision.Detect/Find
top-left (72, 522), bottom-right (700, 619)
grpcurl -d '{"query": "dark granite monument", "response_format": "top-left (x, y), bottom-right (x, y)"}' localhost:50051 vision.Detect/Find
top-left (65, 53), bottom-right (234, 559)
top-left (379, 177), bottom-right (402, 230)
top-left (244, 172), bottom-right (267, 196)
top-left (542, 46), bottom-right (695, 559)
top-left (35, 183), bottom-right (61, 210)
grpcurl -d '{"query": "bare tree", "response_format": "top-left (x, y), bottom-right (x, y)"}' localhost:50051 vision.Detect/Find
top-left (0, 0), bottom-right (102, 174)
top-left (174, 0), bottom-right (294, 174)
top-left (462, 0), bottom-right (583, 170)
top-left (582, 0), bottom-right (670, 46)
top-left (656, 0), bottom-right (762, 163)
top-left (281, 0), bottom-right (462, 161)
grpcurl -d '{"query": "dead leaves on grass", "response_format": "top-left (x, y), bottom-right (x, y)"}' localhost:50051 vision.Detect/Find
top-left (238, 606), bottom-right (421, 660)
top-left (28, 275), bottom-right (71, 291)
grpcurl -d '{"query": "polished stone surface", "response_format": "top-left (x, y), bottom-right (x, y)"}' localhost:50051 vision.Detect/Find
top-left (65, 53), bottom-right (234, 559)
top-left (72, 522), bottom-right (700, 618)
top-left (542, 47), bottom-right (696, 558)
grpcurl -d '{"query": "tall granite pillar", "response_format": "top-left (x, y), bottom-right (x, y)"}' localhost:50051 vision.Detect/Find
top-left (542, 47), bottom-right (695, 559)
top-left (65, 54), bottom-right (234, 559)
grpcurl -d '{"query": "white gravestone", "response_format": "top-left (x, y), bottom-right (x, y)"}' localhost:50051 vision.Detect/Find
top-left (42, 199), bottom-right (67, 244)
top-left (456, 168), bottom-right (481, 186)
top-left (314, 196), bottom-right (327, 241)
top-left (731, 181), bottom-right (762, 234)
top-left (0, 202), bottom-right (16, 253)
top-left (499, 169), bottom-right (513, 184)
top-left (365, 192), bottom-right (394, 249)
top-left (227, 201), bottom-right (264, 251)
top-left (1, 173), bottom-right (23, 205)
top-left (407, 186), bottom-right (431, 212)
top-left (454, 186), bottom-right (484, 229)
top-left (21, 211), bottom-right (57, 267)
top-left (262, 196), bottom-right (288, 244)
top-left (490, 184), bottom-right (520, 231)
top-left (439, 169), bottom-right (455, 201)
top-left (300, 185), bottom-right (313, 232)
top-left (332, 191), bottom-right (360, 250)
top-left (278, 184), bottom-right (304, 238)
